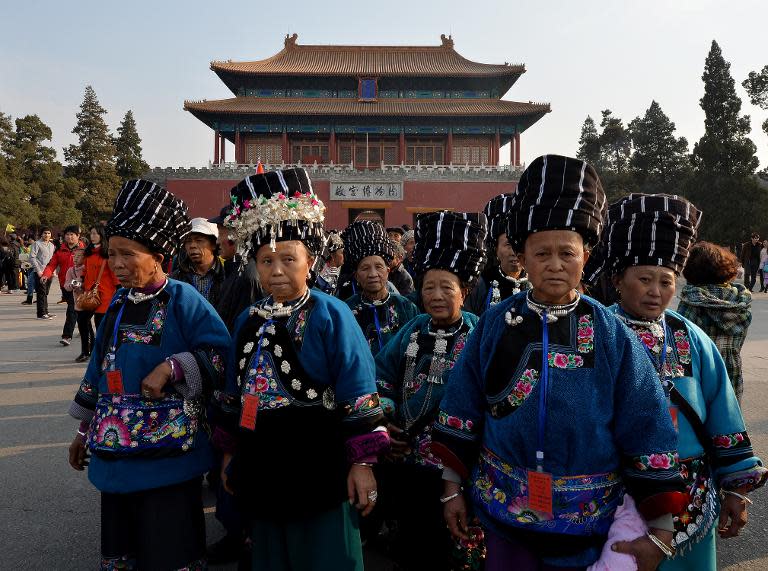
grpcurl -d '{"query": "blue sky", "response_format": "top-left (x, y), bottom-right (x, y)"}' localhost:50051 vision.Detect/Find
top-left (1, 0), bottom-right (766, 169)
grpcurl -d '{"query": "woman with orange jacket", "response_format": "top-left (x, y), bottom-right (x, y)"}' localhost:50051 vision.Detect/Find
top-left (76, 225), bottom-right (119, 362)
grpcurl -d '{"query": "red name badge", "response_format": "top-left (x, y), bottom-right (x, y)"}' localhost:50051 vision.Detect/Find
top-left (106, 370), bottom-right (124, 394)
top-left (527, 470), bottom-right (553, 516)
top-left (240, 394), bottom-right (259, 430)
top-left (669, 406), bottom-right (679, 431)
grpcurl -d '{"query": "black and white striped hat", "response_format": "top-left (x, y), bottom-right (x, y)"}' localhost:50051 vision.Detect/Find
top-left (106, 179), bottom-right (191, 258)
top-left (225, 168), bottom-right (326, 256)
top-left (414, 211), bottom-right (488, 285)
top-left (506, 155), bottom-right (606, 250)
top-left (341, 220), bottom-right (395, 269)
top-left (484, 193), bottom-right (515, 245)
top-left (583, 193), bottom-right (701, 285)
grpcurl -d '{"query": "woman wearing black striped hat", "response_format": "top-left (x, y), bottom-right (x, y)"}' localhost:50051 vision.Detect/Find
top-left (584, 193), bottom-right (766, 571)
top-left (431, 156), bottom-right (688, 570)
top-left (373, 211), bottom-right (488, 570)
top-left (342, 220), bottom-right (419, 356)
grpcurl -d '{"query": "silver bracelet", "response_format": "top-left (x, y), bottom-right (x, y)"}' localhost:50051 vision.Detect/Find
top-left (166, 357), bottom-right (177, 382)
top-left (724, 490), bottom-right (754, 505)
top-left (646, 532), bottom-right (675, 558)
top-left (353, 462), bottom-right (374, 468)
top-left (76, 430), bottom-right (87, 438)
top-left (440, 491), bottom-right (462, 504)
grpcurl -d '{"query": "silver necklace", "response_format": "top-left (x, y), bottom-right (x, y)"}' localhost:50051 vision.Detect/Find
top-left (361, 291), bottom-right (391, 307)
top-left (127, 278), bottom-right (168, 304)
top-left (252, 289), bottom-right (311, 319)
top-left (525, 290), bottom-right (580, 322)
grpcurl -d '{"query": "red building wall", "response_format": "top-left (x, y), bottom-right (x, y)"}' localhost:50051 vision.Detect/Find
top-left (166, 178), bottom-right (518, 230)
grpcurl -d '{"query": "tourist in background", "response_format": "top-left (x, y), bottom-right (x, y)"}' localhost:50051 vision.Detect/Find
top-left (30, 227), bottom-right (55, 319)
top-left (587, 194), bottom-right (766, 570)
top-left (739, 233), bottom-right (761, 292)
top-left (0, 237), bottom-right (19, 293)
top-left (678, 241), bottom-right (752, 403)
top-left (63, 247), bottom-right (89, 362)
top-left (67, 179), bottom-right (230, 570)
top-left (78, 225), bottom-right (119, 361)
top-left (388, 240), bottom-right (415, 296)
top-left (374, 211), bottom-right (487, 570)
top-left (21, 236), bottom-right (36, 305)
top-left (401, 229), bottom-right (416, 277)
top-left (41, 225), bottom-right (84, 345)
top-left (433, 156), bottom-right (687, 570)
top-left (172, 217), bottom-right (226, 305)
top-left (759, 239), bottom-right (768, 293)
top-left (315, 230), bottom-right (345, 295)
top-left (343, 220), bottom-right (419, 356)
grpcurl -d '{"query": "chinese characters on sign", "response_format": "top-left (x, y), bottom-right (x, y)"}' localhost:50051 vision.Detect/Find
top-left (330, 182), bottom-right (403, 201)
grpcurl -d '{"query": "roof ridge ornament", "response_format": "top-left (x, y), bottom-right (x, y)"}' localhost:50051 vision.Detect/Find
top-left (285, 33), bottom-right (298, 49)
top-left (440, 34), bottom-right (454, 49)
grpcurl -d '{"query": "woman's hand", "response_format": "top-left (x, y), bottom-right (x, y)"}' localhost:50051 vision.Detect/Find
top-left (347, 463), bottom-right (377, 517)
top-left (384, 424), bottom-right (411, 461)
top-left (221, 452), bottom-right (234, 495)
top-left (68, 435), bottom-right (88, 471)
top-left (140, 360), bottom-right (173, 399)
top-left (443, 481), bottom-right (469, 541)
top-left (719, 492), bottom-right (749, 538)
top-left (612, 528), bottom-right (673, 571)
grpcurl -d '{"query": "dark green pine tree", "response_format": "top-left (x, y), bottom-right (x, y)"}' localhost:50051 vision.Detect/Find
top-left (628, 101), bottom-right (691, 192)
top-left (576, 116), bottom-right (601, 169)
top-left (598, 110), bottom-right (632, 175)
top-left (692, 41), bottom-right (759, 176)
top-left (64, 85), bottom-right (121, 222)
top-left (114, 110), bottom-right (149, 181)
top-left (743, 65), bottom-right (768, 161)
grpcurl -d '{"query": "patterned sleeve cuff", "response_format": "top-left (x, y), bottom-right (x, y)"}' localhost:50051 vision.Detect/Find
top-left (68, 401), bottom-right (95, 423)
top-left (345, 426), bottom-right (390, 463)
top-left (171, 352), bottom-right (203, 399)
top-left (720, 466), bottom-right (768, 492)
top-left (340, 393), bottom-right (384, 426)
top-left (431, 441), bottom-right (470, 480)
top-left (636, 492), bottom-right (689, 521)
top-left (211, 426), bottom-right (237, 454)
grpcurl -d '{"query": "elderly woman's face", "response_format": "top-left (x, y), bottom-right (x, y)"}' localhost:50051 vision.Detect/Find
top-left (355, 255), bottom-right (389, 298)
top-left (422, 269), bottom-right (464, 326)
top-left (107, 236), bottom-right (164, 288)
top-left (256, 240), bottom-right (313, 303)
top-left (613, 266), bottom-right (676, 321)
top-left (518, 230), bottom-right (587, 305)
top-left (496, 233), bottom-right (522, 277)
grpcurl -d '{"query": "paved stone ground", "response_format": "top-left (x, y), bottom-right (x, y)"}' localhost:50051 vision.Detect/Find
top-left (0, 282), bottom-right (766, 569)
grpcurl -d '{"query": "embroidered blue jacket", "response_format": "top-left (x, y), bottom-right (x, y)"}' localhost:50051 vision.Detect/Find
top-left (432, 293), bottom-right (687, 567)
top-left (221, 289), bottom-right (386, 517)
top-left (375, 311), bottom-right (478, 467)
top-left (345, 292), bottom-right (419, 356)
top-left (69, 279), bottom-right (230, 494)
top-left (610, 306), bottom-right (767, 549)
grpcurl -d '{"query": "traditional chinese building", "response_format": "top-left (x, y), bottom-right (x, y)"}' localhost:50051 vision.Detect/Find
top-left (150, 35), bottom-right (550, 228)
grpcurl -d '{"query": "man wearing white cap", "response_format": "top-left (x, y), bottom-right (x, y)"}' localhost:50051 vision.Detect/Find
top-left (171, 217), bottom-right (226, 304)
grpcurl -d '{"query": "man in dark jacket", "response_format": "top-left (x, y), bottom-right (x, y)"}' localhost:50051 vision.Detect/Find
top-left (171, 218), bottom-right (227, 305)
top-left (740, 232), bottom-right (762, 291)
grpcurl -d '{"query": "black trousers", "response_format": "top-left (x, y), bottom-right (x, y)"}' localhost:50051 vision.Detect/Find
top-left (61, 290), bottom-right (76, 339)
top-left (746, 261), bottom-right (760, 290)
top-left (76, 310), bottom-right (95, 355)
top-left (101, 477), bottom-right (206, 570)
top-left (2, 266), bottom-right (18, 290)
top-left (35, 278), bottom-right (51, 317)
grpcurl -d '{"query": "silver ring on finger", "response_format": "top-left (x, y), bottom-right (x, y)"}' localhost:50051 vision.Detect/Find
top-left (367, 490), bottom-right (378, 503)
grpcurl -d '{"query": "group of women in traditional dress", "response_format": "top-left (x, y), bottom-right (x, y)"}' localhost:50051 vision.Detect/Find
top-left (67, 156), bottom-right (764, 571)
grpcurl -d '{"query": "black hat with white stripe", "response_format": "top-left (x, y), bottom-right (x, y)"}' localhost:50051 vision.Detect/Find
top-left (484, 193), bottom-right (515, 245)
top-left (106, 179), bottom-right (191, 258)
top-left (505, 155), bottom-right (606, 250)
top-left (341, 220), bottom-right (395, 269)
top-left (582, 193), bottom-right (701, 285)
top-left (224, 167), bottom-right (326, 256)
top-left (414, 211), bottom-right (488, 285)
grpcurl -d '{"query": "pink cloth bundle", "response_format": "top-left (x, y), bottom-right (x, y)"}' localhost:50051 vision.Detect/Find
top-left (587, 495), bottom-right (647, 571)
